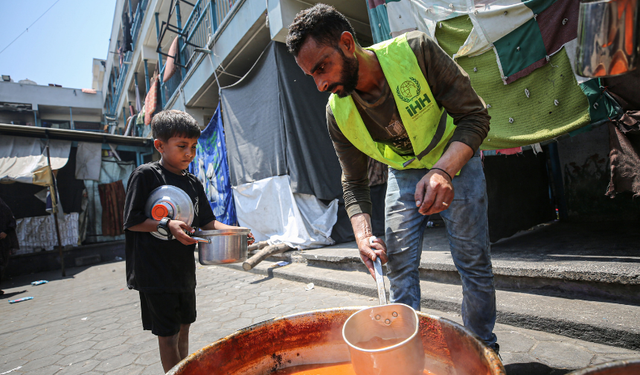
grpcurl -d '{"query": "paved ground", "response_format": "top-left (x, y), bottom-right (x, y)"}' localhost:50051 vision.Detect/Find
top-left (1, 260), bottom-right (639, 375)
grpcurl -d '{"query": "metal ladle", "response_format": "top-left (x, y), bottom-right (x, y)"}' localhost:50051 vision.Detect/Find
top-left (342, 237), bottom-right (425, 375)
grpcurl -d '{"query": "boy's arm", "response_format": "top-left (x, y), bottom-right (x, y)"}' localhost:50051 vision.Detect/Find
top-left (128, 218), bottom-right (198, 246)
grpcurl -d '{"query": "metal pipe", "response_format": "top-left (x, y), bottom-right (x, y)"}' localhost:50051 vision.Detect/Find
top-left (175, 0), bottom-right (187, 78)
top-left (69, 107), bottom-right (74, 129)
top-left (46, 143), bottom-right (65, 277)
top-left (144, 59), bottom-right (150, 92)
top-left (155, 12), bottom-right (166, 108)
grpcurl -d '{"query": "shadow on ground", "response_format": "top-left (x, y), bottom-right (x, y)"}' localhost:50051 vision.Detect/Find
top-left (491, 220), bottom-right (640, 262)
top-left (506, 362), bottom-right (572, 375)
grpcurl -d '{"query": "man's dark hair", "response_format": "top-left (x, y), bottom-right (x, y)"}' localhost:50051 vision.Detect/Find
top-left (286, 3), bottom-right (357, 57)
top-left (151, 109), bottom-right (201, 141)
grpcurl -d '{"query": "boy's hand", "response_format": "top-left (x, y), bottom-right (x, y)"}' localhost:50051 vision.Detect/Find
top-left (247, 232), bottom-right (255, 245)
top-left (169, 220), bottom-right (197, 245)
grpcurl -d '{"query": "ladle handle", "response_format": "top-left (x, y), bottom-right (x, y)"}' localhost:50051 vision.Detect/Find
top-left (370, 236), bottom-right (387, 305)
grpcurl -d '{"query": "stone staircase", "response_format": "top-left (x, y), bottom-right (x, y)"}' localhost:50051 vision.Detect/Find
top-left (225, 220), bottom-right (640, 350)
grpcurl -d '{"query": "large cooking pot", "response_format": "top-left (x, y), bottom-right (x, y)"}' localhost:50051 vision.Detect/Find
top-left (167, 307), bottom-right (505, 375)
top-left (567, 359), bottom-right (640, 375)
top-left (193, 228), bottom-right (251, 265)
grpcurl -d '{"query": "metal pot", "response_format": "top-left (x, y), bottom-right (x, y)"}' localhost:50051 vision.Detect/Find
top-left (166, 307), bottom-right (505, 375)
top-left (192, 228), bottom-right (250, 265)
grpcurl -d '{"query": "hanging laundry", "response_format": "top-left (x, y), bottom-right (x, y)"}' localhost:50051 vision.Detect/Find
top-left (144, 71), bottom-right (158, 126)
top-left (606, 112), bottom-right (640, 198)
top-left (134, 78), bottom-right (142, 112)
top-left (163, 36), bottom-right (180, 82)
top-left (98, 180), bottom-right (126, 236)
top-left (122, 11), bottom-right (133, 53)
top-left (188, 104), bottom-right (238, 225)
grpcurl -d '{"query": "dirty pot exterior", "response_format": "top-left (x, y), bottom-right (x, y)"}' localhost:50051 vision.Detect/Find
top-left (167, 307), bottom-right (505, 375)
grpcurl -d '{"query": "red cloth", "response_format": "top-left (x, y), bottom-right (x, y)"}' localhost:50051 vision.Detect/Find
top-left (163, 36), bottom-right (180, 82)
top-left (496, 147), bottom-right (523, 156)
top-left (144, 72), bottom-right (159, 126)
top-left (98, 180), bottom-right (126, 236)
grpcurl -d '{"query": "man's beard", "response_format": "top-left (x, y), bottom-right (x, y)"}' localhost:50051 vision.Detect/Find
top-left (328, 49), bottom-right (359, 98)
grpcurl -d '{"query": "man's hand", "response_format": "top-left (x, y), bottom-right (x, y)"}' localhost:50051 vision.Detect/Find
top-left (414, 169), bottom-right (454, 215)
top-left (0, 232), bottom-right (6, 240)
top-left (169, 220), bottom-right (198, 246)
top-left (357, 236), bottom-right (388, 279)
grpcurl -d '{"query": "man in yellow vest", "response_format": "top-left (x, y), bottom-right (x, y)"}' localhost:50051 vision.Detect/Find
top-left (287, 4), bottom-right (497, 352)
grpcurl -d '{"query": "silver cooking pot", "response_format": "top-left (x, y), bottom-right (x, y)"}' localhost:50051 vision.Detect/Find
top-left (192, 228), bottom-right (251, 265)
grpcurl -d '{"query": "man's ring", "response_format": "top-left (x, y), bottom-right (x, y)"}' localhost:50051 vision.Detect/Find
top-left (442, 201), bottom-right (449, 206)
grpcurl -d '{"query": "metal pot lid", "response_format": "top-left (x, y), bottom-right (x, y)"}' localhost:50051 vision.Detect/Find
top-left (145, 185), bottom-right (195, 240)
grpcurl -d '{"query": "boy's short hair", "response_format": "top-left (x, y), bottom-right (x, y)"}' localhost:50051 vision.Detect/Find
top-left (286, 3), bottom-right (358, 57)
top-left (151, 110), bottom-right (201, 141)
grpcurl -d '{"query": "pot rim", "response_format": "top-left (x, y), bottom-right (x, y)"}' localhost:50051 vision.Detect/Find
top-left (194, 228), bottom-right (251, 236)
top-left (342, 303), bottom-right (420, 353)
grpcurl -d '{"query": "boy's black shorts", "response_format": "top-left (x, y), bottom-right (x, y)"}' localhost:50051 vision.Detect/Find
top-left (139, 290), bottom-right (196, 337)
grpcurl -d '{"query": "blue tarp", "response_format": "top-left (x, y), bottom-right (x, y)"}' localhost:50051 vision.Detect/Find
top-left (189, 103), bottom-right (237, 225)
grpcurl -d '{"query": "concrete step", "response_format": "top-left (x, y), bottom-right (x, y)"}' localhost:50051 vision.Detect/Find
top-left (291, 243), bottom-right (640, 306)
top-left (224, 257), bottom-right (640, 351)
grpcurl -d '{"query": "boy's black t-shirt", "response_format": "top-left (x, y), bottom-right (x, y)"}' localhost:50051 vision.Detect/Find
top-left (123, 161), bottom-right (215, 293)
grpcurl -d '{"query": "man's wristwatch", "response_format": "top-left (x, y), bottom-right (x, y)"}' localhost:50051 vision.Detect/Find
top-left (157, 217), bottom-right (172, 239)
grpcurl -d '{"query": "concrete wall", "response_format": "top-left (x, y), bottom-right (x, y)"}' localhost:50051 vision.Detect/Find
top-left (557, 124), bottom-right (640, 220)
top-left (0, 81), bottom-right (103, 109)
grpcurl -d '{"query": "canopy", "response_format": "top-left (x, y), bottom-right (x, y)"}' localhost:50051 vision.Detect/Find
top-left (0, 135), bottom-right (71, 186)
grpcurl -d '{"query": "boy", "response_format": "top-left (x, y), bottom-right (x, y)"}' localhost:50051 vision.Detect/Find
top-left (123, 109), bottom-right (245, 372)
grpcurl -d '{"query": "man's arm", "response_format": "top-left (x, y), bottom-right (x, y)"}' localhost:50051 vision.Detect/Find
top-left (327, 107), bottom-right (388, 277)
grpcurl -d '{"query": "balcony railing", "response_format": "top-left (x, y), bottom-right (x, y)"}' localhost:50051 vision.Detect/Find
top-left (158, 0), bottom-right (237, 108)
top-left (107, 0), bottom-right (149, 116)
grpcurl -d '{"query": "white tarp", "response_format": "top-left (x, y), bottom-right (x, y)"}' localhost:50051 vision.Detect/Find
top-left (232, 175), bottom-right (338, 250)
top-left (75, 142), bottom-right (103, 181)
top-left (0, 135), bottom-right (71, 185)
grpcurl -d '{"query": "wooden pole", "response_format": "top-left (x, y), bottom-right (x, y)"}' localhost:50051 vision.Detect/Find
top-left (242, 243), bottom-right (292, 271)
top-left (46, 144), bottom-right (65, 277)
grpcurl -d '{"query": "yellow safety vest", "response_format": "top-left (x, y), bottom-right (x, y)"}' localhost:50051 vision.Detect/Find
top-left (329, 34), bottom-right (456, 170)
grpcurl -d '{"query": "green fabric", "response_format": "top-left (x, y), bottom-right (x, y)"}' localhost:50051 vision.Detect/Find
top-left (579, 79), bottom-right (620, 123)
top-left (436, 16), bottom-right (591, 150)
top-left (523, 0), bottom-right (557, 16)
top-left (330, 34), bottom-right (456, 170)
top-left (494, 18), bottom-right (547, 78)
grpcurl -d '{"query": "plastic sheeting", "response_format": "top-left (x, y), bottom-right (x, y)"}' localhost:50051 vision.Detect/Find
top-left (221, 41), bottom-right (342, 201)
top-left (0, 136), bottom-right (71, 185)
top-left (84, 157), bottom-right (135, 243)
top-left (75, 142), bottom-right (102, 181)
top-left (232, 175), bottom-right (338, 250)
top-left (188, 103), bottom-right (237, 225)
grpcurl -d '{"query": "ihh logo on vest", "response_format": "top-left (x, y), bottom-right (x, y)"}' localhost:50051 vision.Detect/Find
top-left (396, 77), bottom-right (432, 118)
